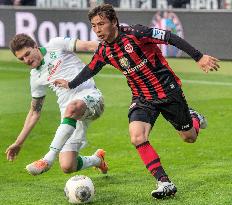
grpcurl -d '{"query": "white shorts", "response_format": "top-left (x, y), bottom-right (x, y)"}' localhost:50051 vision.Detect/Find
top-left (60, 88), bottom-right (104, 152)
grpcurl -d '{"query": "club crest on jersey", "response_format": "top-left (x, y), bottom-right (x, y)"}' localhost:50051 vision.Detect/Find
top-left (125, 43), bottom-right (133, 53)
top-left (119, 57), bottom-right (130, 69)
top-left (108, 54), bottom-right (113, 59)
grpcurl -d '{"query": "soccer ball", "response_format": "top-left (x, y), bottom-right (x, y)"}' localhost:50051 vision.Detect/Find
top-left (64, 175), bottom-right (95, 204)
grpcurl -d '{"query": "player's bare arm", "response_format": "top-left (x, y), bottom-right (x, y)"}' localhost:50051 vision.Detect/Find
top-left (31, 96), bottom-right (45, 113)
top-left (5, 96), bottom-right (45, 161)
top-left (75, 39), bottom-right (99, 52)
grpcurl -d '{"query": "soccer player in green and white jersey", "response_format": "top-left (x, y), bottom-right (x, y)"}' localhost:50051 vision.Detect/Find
top-left (5, 34), bottom-right (108, 175)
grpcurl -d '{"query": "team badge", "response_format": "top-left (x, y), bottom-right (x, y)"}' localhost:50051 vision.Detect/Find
top-left (125, 43), bottom-right (133, 53)
top-left (119, 57), bottom-right (130, 69)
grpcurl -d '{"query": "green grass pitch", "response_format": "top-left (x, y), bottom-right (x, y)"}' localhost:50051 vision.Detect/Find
top-left (0, 49), bottom-right (232, 205)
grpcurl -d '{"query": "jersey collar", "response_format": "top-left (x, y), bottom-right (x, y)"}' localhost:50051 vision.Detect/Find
top-left (36, 47), bottom-right (47, 70)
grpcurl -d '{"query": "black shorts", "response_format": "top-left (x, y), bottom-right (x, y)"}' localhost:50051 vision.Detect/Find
top-left (128, 89), bottom-right (193, 131)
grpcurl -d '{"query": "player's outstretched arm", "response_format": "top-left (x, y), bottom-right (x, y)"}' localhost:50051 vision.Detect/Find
top-left (5, 97), bottom-right (45, 161)
top-left (54, 65), bottom-right (101, 89)
top-left (75, 39), bottom-right (99, 52)
top-left (167, 33), bottom-right (220, 72)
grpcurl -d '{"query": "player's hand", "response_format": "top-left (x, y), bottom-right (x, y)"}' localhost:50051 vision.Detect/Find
top-left (197, 55), bottom-right (220, 73)
top-left (53, 79), bottom-right (70, 89)
top-left (5, 143), bottom-right (22, 161)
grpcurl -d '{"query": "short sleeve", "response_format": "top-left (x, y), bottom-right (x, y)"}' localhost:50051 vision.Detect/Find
top-left (30, 75), bottom-right (47, 98)
top-left (47, 37), bottom-right (76, 52)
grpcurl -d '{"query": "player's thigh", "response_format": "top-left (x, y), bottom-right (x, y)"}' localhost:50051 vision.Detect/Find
top-left (128, 97), bottom-right (160, 126)
top-left (128, 97), bottom-right (160, 145)
top-left (160, 90), bottom-right (192, 131)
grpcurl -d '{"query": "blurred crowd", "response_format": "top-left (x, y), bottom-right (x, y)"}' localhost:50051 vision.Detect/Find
top-left (0, 0), bottom-right (230, 9)
top-left (0, 0), bottom-right (36, 5)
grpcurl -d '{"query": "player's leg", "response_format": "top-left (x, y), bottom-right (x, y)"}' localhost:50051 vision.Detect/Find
top-left (171, 91), bottom-right (207, 143)
top-left (48, 89), bottom-right (105, 167)
top-left (179, 107), bottom-right (207, 142)
top-left (59, 121), bottom-right (108, 174)
top-left (25, 101), bottom-right (87, 175)
top-left (59, 151), bottom-right (107, 174)
top-left (26, 89), bottom-right (106, 175)
top-left (128, 98), bottom-right (177, 199)
top-left (160, 89), bottom-right (206, 143)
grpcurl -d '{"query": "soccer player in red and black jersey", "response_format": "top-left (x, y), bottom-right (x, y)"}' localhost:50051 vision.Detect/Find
top-left (54, 4), bottom-right (220, 199)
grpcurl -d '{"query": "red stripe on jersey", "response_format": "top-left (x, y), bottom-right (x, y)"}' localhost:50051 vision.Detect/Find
top-left (88, 45), bottom-right (105, 70)
top-left (112, 42), bottom-right (141, 97)
top-left (154, 49), bottom-right (182, 86)
top-left (127, 78), bottom-right (139, 97)
top-left (123, 36), bottom-right (166, 99)
top-left (150, 37), bottom-right (181, 86)
top-left (114, 41), bottom-right (153, 99)
top-left (105, 46), bottom-right (123, 72)
top-left (165, 63), bottom-right (182, 86)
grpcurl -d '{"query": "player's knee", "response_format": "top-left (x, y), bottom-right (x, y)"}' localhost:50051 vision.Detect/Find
top-left (64, 103), bottom-right (76, 118)
top-left (182, 135), bottom-right (197, 143)
top-left (130, 134), bottom-right (146, 146)
top-left (64, 101), bottom-right (86, 119)
top-left (60, 163), bottom-right (75, 174)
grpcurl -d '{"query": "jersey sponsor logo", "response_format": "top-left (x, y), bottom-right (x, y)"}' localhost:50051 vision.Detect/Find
top-left (150, 11), bottom-right (184, 57)
top-left (119, 57), bottom-right (130, 69)
top-left (122, 58), bottom-right (148, 75)
top-left (47, 63), bottom-right (53, 74)
top-left (47, 59), bottom-right (62, 81)
top-left (125, 43), bottom-right (133, 53)
top-left (152, 28), bottom-right (166, 40)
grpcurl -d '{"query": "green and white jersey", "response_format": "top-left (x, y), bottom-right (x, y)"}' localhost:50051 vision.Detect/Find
top-left (30, 37), bottom-right (96, 109)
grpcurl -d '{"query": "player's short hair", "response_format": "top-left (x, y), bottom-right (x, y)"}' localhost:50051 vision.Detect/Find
top-left (88, 3), bottom-right (119, 27)
top-left (9, 33), bottom-right (36, 55)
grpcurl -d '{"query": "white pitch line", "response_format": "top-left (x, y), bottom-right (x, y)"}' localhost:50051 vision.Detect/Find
top-left (97, 73), bottom-right (232, 87)
top-left (182, 79), bottom-right (232, 86)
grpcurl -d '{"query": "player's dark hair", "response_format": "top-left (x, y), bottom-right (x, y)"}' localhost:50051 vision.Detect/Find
top-left (88, 4), bottom-right (119, 28)
top-left (9, 33), bottom-right (36, 55)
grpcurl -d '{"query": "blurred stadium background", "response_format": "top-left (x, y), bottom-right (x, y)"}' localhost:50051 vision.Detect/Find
top-left (0, 0), bottom-right (232, 204)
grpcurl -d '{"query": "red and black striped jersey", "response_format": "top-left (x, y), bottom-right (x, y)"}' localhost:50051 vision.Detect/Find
top-left (68, 24), bottom-right (203, 96)
top-left (88, 24), bottom-right (181, 100)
